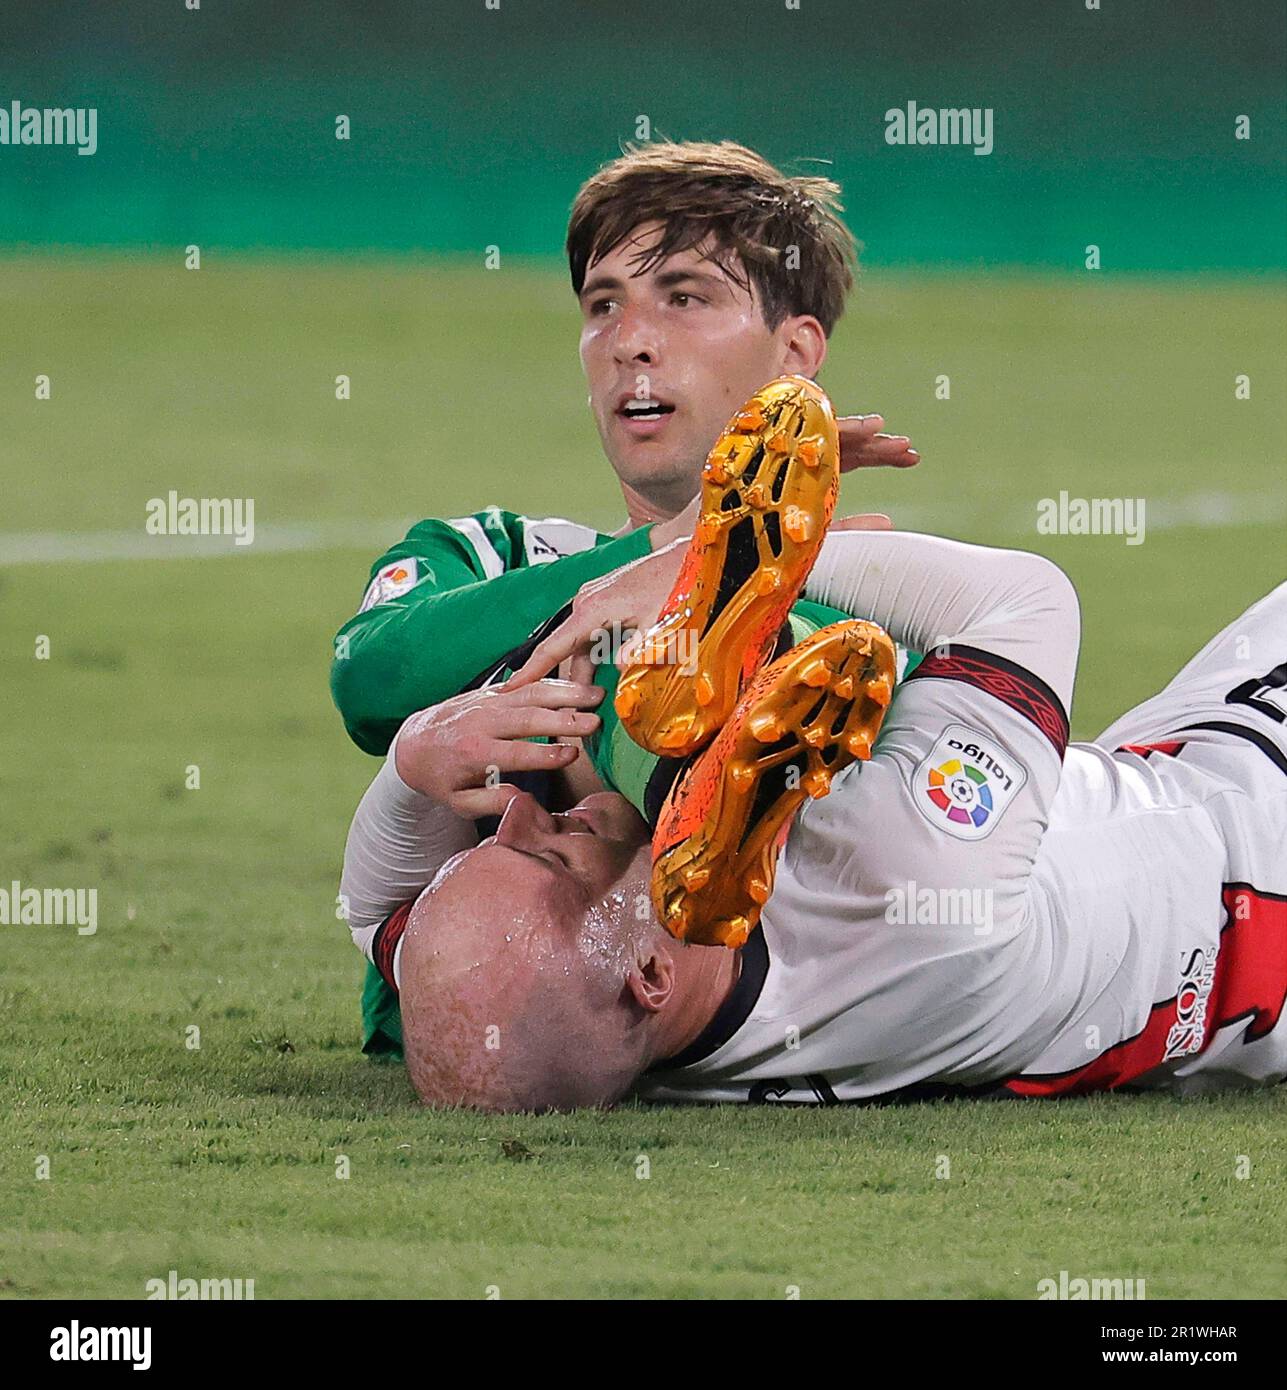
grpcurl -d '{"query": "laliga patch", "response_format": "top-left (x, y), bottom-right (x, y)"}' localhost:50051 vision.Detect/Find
top-left (358, 557), bottom-right (418, 613)
top-left (914, 724), bottom-right (1027, 840)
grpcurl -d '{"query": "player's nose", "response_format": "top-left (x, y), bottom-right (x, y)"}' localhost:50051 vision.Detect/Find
top-left (611, 302), bottom-right (659, 367)
top-left (494, 789), bottom-right (558, 850)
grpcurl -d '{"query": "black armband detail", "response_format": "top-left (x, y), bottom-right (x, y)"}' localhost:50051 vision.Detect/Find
top-left (907, 644), bottom-right (1070, 756)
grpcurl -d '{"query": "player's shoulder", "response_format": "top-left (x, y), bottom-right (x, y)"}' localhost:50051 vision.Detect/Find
top-left (408, 505), bottom-right (608, 575)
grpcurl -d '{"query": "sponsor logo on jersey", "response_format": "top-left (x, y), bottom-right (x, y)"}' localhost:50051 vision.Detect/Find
top-left (522, 519), bottom-right (599, 567)
top-left (914, 724), bottom-right (1028, 840)
top-left (526, 533), bottom-right (564, 561)
top-left (1162, 946), bottom-right (1216, 1061)
top-left (358, 557), bottom-right (419, 613)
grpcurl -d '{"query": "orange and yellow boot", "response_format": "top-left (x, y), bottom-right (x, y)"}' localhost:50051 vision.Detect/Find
top-left (614, 374), bottom-right (841, 759)
top-left (650, 620), bottom-right (897, 948)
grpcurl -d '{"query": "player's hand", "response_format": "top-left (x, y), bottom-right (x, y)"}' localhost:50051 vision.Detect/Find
top-left (837, 414), bottom-right (919, 473)
top-left (505, 540), bottom-right (690, 690)
top-left (394, 679), bottom-right (604, 819)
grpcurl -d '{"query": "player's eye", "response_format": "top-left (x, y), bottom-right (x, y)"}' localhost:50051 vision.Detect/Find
top-left (587, 297), bottom-right (615, 316)
top-left (670, 291), bottom-right (700, 307)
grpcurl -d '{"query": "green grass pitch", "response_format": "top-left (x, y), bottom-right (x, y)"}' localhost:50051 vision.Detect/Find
top-left (1, 255), bottom-right (1283, 1299)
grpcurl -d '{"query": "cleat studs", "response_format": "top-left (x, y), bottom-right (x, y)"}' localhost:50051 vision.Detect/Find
top-left (658, 717), bottom-right (696, 751)
top-left (694, 672), bottom-right (716, 707)
top-left (720, 916), bottom-right (751, 949)
top-left (748, 877), bottom-right (770, 905)
top-left (706, 461), bottom-right (730, 485)
top-left (803, 725), bottom-right (827, 747)
top-left (800, 659), bottom-right (831, 688)
top-left (754, 566), bottom-right (782, 595)
top-left (803, 768), bottom-right (833, 798)
top-left (767, 431), bottom-right (792, 453)
top-left (832, 675), bottom-right (855, 699)
top-left (696, 516), bottom-right (721, 544)
top-left (868, 675), bottom-right (893, 707)
top-left (734, 406), bottom-right (765, 432)
top-left (796, 438), bottom-right (821, 468)
top-left (729, 762), bottom-right (757, 792)
top-left (846, 730), bottom-right (872, 758)
top-left (681, 866), bottom-right (711, 892)
top-left (745, 483), bottom-right (768, 510)
top-left (749, 713), bottom-right (786, 743)
top-left (783, 506), bottom-right (812, 543)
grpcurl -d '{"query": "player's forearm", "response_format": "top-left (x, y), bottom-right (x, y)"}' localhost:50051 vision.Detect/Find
top-left (805, 531), bottom-right (1080, 706)
top-left (331, 528), bottom-right (653, 754)
top-left (339, 734), bottom-right (476, 949)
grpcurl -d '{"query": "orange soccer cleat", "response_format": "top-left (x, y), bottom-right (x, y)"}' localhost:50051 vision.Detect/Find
top-left (614, 375), bottom-right (841, 759)
top-left (650, 619), bottom-right (897, 949)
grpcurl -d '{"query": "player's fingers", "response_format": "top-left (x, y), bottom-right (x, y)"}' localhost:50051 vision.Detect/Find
top-left (485, 738), bottom-right (581, 773)
top-left (495, 707), bottom-right (602, 740)
top-left (568, 648), bottom-right (598, 689)
top-left (867, 434), bottom-right (920, 467)
top-left (836, 413), bottom-right (885, 436)
top-left (506, 626), bottom-right (599, 688)
top-left (838, 416), bottom-right (921, 472)
top-left (496, 678), bottom-right (603, 709)
top-left (449, 783), bottom-right (524, 820)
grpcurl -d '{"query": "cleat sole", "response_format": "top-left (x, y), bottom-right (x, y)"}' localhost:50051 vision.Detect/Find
top-left (614, 375), bottom-right (841, 758)
top-left (650, 620), bottom-right (899, 947)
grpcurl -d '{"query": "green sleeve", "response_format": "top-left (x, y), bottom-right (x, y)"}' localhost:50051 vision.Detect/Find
top-left (331, 518), bottom-right (654, 755)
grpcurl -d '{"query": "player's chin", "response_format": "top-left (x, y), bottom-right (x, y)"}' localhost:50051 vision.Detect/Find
top-left (610, 425), bottom-right (693, 486)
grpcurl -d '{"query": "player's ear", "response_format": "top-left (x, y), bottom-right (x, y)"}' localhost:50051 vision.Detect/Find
top-left (777, 314), bottom-right (827, 380)
top-left (624, 948), bottom-right (676, 1012)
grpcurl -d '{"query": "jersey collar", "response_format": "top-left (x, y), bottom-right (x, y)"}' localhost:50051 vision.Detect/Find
top-left (648, 926), bottom-right (770, 1072)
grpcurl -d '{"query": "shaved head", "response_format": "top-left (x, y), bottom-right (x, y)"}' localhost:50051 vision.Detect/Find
top-left (398, 790), bottom-right (738, 1112)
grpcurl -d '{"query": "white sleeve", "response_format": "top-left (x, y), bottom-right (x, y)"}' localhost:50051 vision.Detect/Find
top-left (805, 531), bottom-right (1079, 710)
top-left (787, 528), bottom-right (1080, 939)
top-left (339, 729), bottom-right (477, 962)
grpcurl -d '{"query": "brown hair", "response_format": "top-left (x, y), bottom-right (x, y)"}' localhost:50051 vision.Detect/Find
top-left (566, 140), bottom-right (858, 336)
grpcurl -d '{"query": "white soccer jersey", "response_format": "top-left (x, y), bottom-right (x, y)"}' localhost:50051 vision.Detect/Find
top-left (637, 551), bottom-right (1287, 1105)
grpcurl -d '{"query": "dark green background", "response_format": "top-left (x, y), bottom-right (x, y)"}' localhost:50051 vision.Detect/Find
top-left (1, 0), bottom-right (1283, 270)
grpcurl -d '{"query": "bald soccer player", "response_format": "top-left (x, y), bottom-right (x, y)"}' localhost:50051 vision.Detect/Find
top-left (340, 517), bottom-right (1287, 1110)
